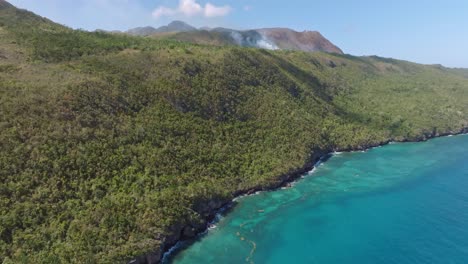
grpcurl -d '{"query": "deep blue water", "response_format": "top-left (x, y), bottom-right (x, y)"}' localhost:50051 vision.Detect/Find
top-left (168, 134), bottom-right (468, 264)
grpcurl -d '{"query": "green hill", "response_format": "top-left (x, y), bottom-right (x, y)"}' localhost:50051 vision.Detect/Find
top-left (0, 1), bottom-right (467, 263)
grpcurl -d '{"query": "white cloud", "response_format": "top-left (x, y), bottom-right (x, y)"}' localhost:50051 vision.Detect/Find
top-left (152, 0), bottom-right (232, 19)
top-left (179, 0), bottom-right (203, 16)
top-left (243, 5), bottom-right (252, 11)
top-left (204, 3), bottom-right (231, 17)
top-left (152, 6), bottom-right (177, 18)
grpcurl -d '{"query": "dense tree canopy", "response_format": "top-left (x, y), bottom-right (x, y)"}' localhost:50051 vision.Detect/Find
top-left (0, 2), bottom-right (467, 263)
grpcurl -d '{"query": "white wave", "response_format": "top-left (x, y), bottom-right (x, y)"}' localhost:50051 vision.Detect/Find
top-left (207, 223), bottom-right (218, 230)
top-left (161, 241), bottom-right (184, 264)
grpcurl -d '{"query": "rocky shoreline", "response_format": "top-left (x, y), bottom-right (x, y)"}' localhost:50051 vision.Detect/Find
top-left (130, 126), bottom-right (468, 264)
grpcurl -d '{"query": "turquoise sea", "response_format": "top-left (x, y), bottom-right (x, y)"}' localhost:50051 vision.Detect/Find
top-left (168, 134), bottom-right (468, 264)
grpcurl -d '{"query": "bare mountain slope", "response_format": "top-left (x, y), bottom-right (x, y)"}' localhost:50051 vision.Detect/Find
top-left (129, 21), bottom-right (344, 54)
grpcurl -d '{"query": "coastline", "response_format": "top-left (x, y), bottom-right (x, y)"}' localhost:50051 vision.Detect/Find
top-left (130, 127), bottom-right (468, 264)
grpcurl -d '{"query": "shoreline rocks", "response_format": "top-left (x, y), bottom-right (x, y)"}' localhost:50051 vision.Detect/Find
top-left (130, 126), bottom-right (468, 264)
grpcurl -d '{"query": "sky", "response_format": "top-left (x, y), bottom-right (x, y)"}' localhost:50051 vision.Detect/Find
top-left (8, 0), bottom-right (468, 68)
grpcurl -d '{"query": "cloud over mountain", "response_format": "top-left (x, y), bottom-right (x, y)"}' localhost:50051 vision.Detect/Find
top-left (153, 0), bottom-right (231, 19)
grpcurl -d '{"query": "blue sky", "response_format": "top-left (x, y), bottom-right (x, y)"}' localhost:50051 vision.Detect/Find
top-left (8, 0), bottom-right (468, 68)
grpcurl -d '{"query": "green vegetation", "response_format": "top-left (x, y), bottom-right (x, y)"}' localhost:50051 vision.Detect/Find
top-left (153, 30), bottom-right (237, 47)
top-left (1, 2), bottom-right (467, 263)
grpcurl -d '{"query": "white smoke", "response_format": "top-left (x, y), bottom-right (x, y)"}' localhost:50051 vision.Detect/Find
top-left (230, 31), bottom-right (243, 45)
top-left (256, 37), bottom-right (279, 50)
top-left (229, 31), bottom-right (279, 50)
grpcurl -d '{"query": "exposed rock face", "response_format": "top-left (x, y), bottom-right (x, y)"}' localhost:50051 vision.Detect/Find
top-left (258, 28), bottom-right (343, 54)
top-left (130, 249), bottom-right (162, 264)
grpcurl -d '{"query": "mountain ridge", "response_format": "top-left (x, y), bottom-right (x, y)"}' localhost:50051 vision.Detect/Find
top-left (126, 21), bottom-right (343, 54)
top-left (0, 0), bottom-right (12, 9)
top-left (126, 21), bottom-right (196, 36)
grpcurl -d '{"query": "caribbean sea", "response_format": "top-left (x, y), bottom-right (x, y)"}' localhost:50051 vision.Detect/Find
top-left (168, 134), bottom-right (468, 264)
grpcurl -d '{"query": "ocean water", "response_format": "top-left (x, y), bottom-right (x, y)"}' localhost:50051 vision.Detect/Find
top-left (168, 134), bottom-right (468, 264)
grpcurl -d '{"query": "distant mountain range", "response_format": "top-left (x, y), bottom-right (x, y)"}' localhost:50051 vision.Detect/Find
top-left (126, 21), bottom-right (197, 36)
top-left (122, 21), bottom-right (343, 54)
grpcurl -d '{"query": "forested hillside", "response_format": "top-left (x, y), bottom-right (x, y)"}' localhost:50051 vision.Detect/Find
top-left (0, 1), bottom-right (467, 263)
